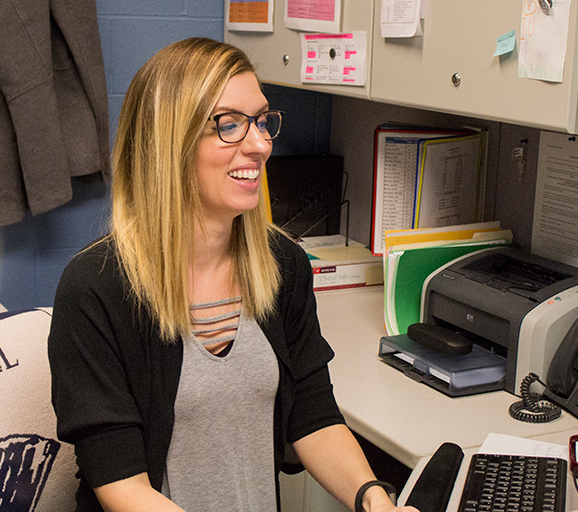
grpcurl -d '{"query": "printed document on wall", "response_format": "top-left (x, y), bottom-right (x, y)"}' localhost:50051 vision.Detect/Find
top-left (532, 131), bottom-right (578, 266)
top-left (226, 0), bottom-right (274, 32)
top-left (300, 32), bottom-right (367, 86)
top-left (518, 0), bottom-right (571, 82)
top-left (380, 0), bottom-right (424, 38)
top-left (285, 0), bottom-right (341, 32)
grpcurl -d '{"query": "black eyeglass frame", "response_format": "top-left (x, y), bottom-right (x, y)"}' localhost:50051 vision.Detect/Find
top-left (208, 110), bottom-right (284, 144)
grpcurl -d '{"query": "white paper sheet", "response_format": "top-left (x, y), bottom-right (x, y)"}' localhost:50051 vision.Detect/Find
top-left (285, 0), bottom-right (341, 33)
top-left (531, 130), bottom-right (578, 266)
top-left (378, 137), bottom-right (420, 237)
top-left (226, 0), bottom-right (274, 32)
top-left (415, 135), bottom-right (483, 229)
top-left (380, 0), bottom-right (423, 38)
top-left (300, 31), bottom-right (367, 86)
top-left (480, 433), bottom-right (568, 461)
top-left (518, 0), bottom-right (572, 82)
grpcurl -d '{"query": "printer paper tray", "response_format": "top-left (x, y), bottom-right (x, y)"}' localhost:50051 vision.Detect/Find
top-left (378, 334), bottom-right (507, 397)
top-left (379, 352), bottom-right (505, 397)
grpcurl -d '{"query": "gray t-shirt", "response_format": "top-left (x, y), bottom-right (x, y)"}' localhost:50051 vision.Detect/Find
top-left (162, 312), bottom-right (279, 511)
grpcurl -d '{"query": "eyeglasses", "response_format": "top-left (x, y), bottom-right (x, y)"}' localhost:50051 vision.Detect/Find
top-left (209, 110), bottom-right (284, 144)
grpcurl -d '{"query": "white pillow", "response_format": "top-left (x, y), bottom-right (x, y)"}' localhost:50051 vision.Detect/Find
top-left (0, 308), bottom-right (78, 511)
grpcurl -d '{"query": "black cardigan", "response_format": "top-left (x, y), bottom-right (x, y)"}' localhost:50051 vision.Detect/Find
top-left (48, 233), bottom-right (345, 510)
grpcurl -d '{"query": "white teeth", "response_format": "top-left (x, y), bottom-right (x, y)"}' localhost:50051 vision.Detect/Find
top-left (229, 169), bottom-right (259, 180)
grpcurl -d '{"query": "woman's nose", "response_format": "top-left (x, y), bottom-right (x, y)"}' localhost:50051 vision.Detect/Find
top-left (242, 122), bottom-right (272, 153)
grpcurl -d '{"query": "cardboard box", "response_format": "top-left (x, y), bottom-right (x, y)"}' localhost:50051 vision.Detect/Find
top-left (298, 235), bottom-right (384, 291)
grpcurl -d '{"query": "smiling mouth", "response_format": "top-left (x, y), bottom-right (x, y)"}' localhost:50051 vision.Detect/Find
top-left (228, 169), bottom-right (260, 180)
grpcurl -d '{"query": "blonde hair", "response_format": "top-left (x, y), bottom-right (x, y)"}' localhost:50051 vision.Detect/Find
top-left (110, 38), bottom-right (281, 341)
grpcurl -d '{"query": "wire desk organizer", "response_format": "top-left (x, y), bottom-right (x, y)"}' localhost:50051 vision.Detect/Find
top-left (266, 154), bottom-right (349, 243)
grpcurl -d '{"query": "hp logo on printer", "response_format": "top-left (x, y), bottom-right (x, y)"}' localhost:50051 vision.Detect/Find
top-left (466, 314), bottom-right (474, 322)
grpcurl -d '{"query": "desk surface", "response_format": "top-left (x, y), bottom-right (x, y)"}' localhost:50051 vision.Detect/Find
top-left (316, 286), bottom-right (578, 469)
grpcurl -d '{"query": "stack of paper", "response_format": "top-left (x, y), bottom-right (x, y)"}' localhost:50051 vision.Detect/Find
top-left (298, 235), bottom-right (384, 291)
top-left (371, 124), bottom-right (488, 256)
top-left (383, 222), bottom-right (513, 335)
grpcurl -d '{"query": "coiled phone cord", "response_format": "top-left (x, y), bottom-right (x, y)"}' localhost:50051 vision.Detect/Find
top-left (509, 373), bottom-right (562, 423)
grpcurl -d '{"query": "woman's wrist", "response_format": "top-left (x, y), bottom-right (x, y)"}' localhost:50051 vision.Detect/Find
top-left (363, 485), bottom-right (396, 511)
top-left (355, 480), bottom-right (397, 512)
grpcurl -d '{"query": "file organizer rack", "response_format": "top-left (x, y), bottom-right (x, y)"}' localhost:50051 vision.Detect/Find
top-left (266, 154), bottom-right (348, 241)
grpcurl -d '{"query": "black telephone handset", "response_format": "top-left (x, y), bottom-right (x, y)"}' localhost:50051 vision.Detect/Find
top-left (510, 315), bottom-right (578, 422)
top-left (546, 315), bottom-right (578, 398)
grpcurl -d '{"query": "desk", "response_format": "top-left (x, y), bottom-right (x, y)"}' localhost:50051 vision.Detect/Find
top-left (315, 286), bottom-right (578, 510)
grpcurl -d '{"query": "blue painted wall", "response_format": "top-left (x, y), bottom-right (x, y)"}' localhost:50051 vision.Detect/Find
top-left (0, 1), bottom-right (331, 309)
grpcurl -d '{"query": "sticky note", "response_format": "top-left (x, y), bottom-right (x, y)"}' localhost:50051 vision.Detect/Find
top-left (494, 30), bottom-right (516, 56)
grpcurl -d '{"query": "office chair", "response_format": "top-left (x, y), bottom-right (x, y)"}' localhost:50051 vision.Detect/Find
top-left (0, 308), bottom-right (78, 511)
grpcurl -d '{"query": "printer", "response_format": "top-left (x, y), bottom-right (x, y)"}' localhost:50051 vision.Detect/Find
top-left (420, 247), bottom-right (578, 395)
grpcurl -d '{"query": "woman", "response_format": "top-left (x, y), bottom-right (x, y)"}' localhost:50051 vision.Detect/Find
top-left (48, 38), bottom-right (418, 512)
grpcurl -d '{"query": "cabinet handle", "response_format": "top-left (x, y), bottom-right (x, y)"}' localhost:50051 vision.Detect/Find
top-left (283, 54), bottom-right (290, 65)
top-left (451, 73), bottom-right (461, 86)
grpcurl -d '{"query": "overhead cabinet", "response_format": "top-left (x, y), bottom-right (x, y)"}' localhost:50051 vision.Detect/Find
top-left (225, 0), bottom-right (578, 133)
top-left (370, 0), bottom-right (578, 133)
top-left (224, 0), bottom-right (375, 99)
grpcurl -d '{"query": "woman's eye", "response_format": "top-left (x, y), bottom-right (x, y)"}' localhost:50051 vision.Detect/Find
top-left (220, 120), bottom-right (238, 134)
top-left (256, 117), bottom-right (268, 131)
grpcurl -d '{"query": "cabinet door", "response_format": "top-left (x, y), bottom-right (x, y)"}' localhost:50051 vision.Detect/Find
top-left (225, 0), bottom-right (375, 99)
top-left (370, 0), bottom-right (578, 133)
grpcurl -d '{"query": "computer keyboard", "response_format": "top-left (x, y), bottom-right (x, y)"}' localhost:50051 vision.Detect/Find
top-left (457, 453), bottom-right (567, 512)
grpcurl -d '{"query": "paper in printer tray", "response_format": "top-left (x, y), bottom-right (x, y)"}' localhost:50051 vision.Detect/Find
top-left (379, 334), bottom-right (507, 397)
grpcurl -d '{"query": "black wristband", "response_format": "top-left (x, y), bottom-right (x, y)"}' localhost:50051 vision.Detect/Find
top-left (354, 480), bottom-right (397, 512)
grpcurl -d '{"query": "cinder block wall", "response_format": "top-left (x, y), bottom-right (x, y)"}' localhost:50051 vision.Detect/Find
top-left (0, 1), bottom-right (224, 308)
